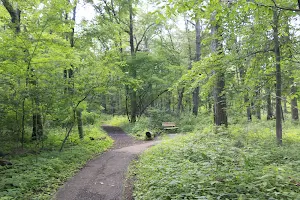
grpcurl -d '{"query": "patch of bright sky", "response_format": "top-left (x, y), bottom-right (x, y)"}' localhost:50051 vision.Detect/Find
top-left (76, 1), bottom-right (96, 24)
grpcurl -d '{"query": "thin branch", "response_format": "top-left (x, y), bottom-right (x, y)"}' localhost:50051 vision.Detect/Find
top-left (138, 89), bottom-right (168, 117)
top-left (187, 20), bottom-right (195, 26)
top-left (254, 1), bottom-right (300, 12)
top-left (135, 23), bottom-right (155, 52)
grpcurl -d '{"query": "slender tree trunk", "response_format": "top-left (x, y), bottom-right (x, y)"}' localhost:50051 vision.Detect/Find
top-left (211, 12), bottom-right (227, 127)
top-left (129, 0), bottom-right (137, 123)
top-left (32, 91), bottom-right (43, 140)
top-left (273, 9), bottom-right (282, 145)
top-left (184, 16), bottom-right (197, 115)
top-left (284, 16), bottom-right (299, 121)
top-left (69, 4), bottom-right (83, 138)
top-left (245, 95), bottom-right (252, 121)
top-left (76, 110), bottom-right (83, 139)
top-left (166, 92), bottom-right (171, 112)
top-left (283, 97), bottom-right (288, 113)
top-left (266, 91), bottom-right (274, 120)
top-left (256, 89), bottom-right (261, 120)
top-left (291, 84), bottom-right (299, 120)
top-left (177, 88), bottom-right (184, 113)
top-left (192, 19), bottom-right (201, 116)
top-left (21, 99), bottom-right (25, 148)
top-left (239, 67), bottom-right (252, 121)
top-left (192, 87), bottom-right (200, 115)
top-left (32, 114), bottom-right (43, 140)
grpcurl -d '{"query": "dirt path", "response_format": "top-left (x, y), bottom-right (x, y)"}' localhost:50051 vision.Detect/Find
top-left (55, 125), bottom-right (158, 200)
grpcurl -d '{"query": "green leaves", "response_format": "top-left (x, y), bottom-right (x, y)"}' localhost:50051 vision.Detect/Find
top-left (134, 122), bottom-right (300, 199)
top-left (0, 126), bottom-right (113, 199)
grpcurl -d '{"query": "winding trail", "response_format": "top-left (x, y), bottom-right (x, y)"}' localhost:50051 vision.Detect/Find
top-left (55, 126), bottom-right (159, 200)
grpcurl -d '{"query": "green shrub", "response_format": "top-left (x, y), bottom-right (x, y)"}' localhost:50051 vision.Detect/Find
top-left (105, 115), bottom-right (129, 127)
top-left (82, 111), bottom-right (100, 125)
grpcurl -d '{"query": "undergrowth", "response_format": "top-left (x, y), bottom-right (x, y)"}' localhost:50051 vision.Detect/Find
top-left (134, 120), bottom-right (300, 200)
top-left (0, 125), bottom-right (113, 200)
top-left (104, 110), bottom-right (201, 139)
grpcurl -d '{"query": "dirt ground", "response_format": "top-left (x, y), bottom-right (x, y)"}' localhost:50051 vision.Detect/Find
top-left (54, 126), bottom-right (159, 200)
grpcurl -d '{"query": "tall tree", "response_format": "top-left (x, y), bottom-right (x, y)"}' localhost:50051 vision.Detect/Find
top-left (211, 11), bottom-right (228, 127)
top-left (192, 19), bottom-right (201, 116)
top-left (272, 8), bottom-right (282, 145)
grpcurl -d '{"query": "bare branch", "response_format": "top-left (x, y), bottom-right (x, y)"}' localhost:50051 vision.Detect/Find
top-left (135, 23), bottom-right (155, 52)
top-left (187, 20), bottom-right (195, 26)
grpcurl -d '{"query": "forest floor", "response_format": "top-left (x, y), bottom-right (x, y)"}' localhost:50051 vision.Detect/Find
top-left (54, 125), bottom-right (159, 200)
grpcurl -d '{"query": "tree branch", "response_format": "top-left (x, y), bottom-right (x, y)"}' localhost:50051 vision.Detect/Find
top-left (187, 20), bottom-right (195, 26)
top-left (135, 23), bottom-right (155, 52)
top-left (138, 89), bottom-right (168, 117)
top-left (1, 0), bottom-right (16, 22)
top-left (254, 1), bottom-right (300, 12)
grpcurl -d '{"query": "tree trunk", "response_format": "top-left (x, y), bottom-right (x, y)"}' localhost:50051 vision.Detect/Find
top-left (211, 12), bottom-right (228, 127)
top-left (70, 4), bottom-right (83, 137)
top-left (291, 84), bottom-right (299, 120)
top-left (239, 67), bottom-right (252, 121)
top-left (255, 89), bottom-right (261, 119)
top-left (245, 95), bottom-right (252, 121)
top-left (192, 87), bottom-right (200, 115)
top-left (32, 113), bottom-right (43, 140)
top-left (166, 92), bottom-right (171, 112)
top-left (1, 0), bottom-right (20, 33)
top-left (177, 88), bottom-right (184, 113)
top-left (76, 110), bottom-right (83, 139)
top-left (192, 19), bottom-right (201, 116)
top-left (283, 97), bottom-right (288, 113)
top-left (266, 91), bottom-right (274, 120)
top-left (129, 0), bottom-right (137, 123)
top-left (273, 9), bottom-right (282, 145)
top-left (213, 72), bottom-right (228, 126)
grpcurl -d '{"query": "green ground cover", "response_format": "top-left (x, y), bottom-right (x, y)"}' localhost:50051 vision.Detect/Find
top-left (0, 125), bottom-right (113, 200)
top-left (133, 120), bottom-right (300, 200)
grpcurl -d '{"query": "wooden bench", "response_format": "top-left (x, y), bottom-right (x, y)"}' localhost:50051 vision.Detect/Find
top-left (162, 122), bottom-right (178, 130)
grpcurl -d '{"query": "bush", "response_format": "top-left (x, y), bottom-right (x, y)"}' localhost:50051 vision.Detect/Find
top-left (82, 111), bottom-right (100, 125)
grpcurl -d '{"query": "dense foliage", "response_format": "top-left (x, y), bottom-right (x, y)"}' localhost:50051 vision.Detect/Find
top-left (134, 119), bottom-right (300, 199)
top-left (1, 0), bottom-right (300, 199)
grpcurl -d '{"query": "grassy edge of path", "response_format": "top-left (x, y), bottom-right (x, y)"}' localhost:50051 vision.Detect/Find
top-left (132, 129), bottom-right (300, 200)
top-left (0, 126), bottom-right (113, 200)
